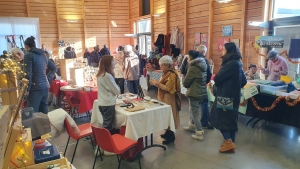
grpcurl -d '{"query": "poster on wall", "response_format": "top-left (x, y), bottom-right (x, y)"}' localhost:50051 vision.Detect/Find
top-left (218, 38), bottom-right (230, 52)
top-left (195, 32), bottom-right (201, 44)
top-left (222, 25), bottom-right (232, 36)
top-left (231, 39), bottom-right (240, 47)
top-left (200, 33), bottom-right (208, 47)
top-left (255, 36), bottom-right (284, 48)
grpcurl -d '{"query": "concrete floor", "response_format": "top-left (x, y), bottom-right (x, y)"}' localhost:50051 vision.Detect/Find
top-left (50, 89), bottom-right (300, 169)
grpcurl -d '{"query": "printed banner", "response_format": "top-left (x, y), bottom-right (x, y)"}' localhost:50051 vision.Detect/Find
top-left (255, 36), bottom-right (284, 48)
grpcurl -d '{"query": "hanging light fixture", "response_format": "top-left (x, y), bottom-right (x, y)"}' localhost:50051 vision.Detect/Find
top-left (215, 0), bottom-right (232, 3)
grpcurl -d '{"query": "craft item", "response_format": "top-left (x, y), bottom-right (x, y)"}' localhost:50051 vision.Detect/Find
top-left (21, 107), bottom-right (34, 120)
top-left (34, 145), bottom-right (60, 164)
top-left (9, 128), bottom-right (34, 168)
top-left (124, 105), bottom-right (145, 112)
top-left (280, 75), bottom-right (291, 83)
top-left (34, 139), bottom-right (47, 149)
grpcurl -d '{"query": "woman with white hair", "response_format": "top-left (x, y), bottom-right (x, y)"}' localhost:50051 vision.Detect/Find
top-left (150, 55), bottom-right (181, 144)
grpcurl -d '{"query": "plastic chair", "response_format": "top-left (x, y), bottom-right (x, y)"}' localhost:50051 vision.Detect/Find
top-left (91, 125), bottom-right (141, 169)
top-left (65, 93), bottom-right (80, 118)
top-left (63, 119), bottom-right (94, 164)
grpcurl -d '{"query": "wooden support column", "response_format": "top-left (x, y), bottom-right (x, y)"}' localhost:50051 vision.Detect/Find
top-left (55, 0), bottom-right (61, 57)
top-left (128, 0), bottom-right (132, 45)
top-left (81, 0), bottom-right (86, 50)
top-left (240, 0), bottom-right (247, 69)
top-left (150, 0), bottom-right (154, 44)
top-left (207, 0), bottom-right (214, 60)
top-left (183, 0), bottom-right (188, 54)
top-left (165, 0), bottom-right (169, 34)
top-left (138, 0), bottom-right (142, 17)
top-left (25, 0), bottom-right (30, 17)
top-left (107, 0), bottom-right (112, 49)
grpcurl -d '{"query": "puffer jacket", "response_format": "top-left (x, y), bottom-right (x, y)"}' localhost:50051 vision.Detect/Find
top-left (209, 53), bottom-right (247, 131)
top-left (183, 57), bottom-right (207, 100)
top-left (24, 48), bottom-right (57, 91)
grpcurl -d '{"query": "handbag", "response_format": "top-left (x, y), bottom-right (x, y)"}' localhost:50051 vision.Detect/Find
top-left (168, 70), bottom-right (181, 111)
top-left (216, 96), bottom-right (234, 111)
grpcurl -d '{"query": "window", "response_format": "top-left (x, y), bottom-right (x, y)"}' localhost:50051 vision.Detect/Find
top-left (137, 20), bottom-right (151, 34)
top-left (273, 0), bottom-right (300, 18)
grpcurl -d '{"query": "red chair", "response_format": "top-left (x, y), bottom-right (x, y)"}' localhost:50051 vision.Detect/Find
top-left (65, 93), bottom-right (80, 118)
top-left (63, 119), bottom-right (94, 163)
top-left (91, 125), bottom-right (142, 169)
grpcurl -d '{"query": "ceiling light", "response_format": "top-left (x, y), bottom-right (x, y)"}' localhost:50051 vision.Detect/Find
top-left (153, 13), bottom-right (164, 17)
top-left (66, 20), bottom-right (77, 23)
top-left (215, 0), bottom-right (231, 3)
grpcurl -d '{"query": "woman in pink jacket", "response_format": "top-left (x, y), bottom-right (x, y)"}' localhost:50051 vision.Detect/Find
top-left (258, 50), bottom-right (288, 81)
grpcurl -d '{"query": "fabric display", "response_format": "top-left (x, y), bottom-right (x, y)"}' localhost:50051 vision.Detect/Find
top-left (289, 39), bottom-right (300, 59)
top-left (176, 33), bottom-right (184, 50)
top-left (169, 27), bottom-right (184, 57)
top-left (170, 27), bottom-right (178, 45)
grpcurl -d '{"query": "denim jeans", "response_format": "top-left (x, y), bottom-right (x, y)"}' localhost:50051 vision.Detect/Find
top-left (200, 99), bottom-right (209, 125)
top-left (220, 130), bottom-right (236, 142)
top-left (27, 89), bottom-right (49, 114)
top-left (126, 79), bottom-right (139, 94)
top-left (188, 98), bottom-right (203, 131)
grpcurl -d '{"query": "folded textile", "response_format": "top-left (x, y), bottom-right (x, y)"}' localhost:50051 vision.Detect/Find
top-left (270, 81), bottom-right (286, 86)
top-left (287, 82), bottom-right (297, 93)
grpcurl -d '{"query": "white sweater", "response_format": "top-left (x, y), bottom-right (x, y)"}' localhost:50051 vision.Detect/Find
top-left (97, 73), bottom-right (120, 106)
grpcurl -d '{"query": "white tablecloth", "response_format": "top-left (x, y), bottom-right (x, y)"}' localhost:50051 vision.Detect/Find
top-left (91, 100), bottom-right (176, 140)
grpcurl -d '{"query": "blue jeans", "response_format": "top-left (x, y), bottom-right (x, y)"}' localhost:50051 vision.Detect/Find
top-left (27, 89), bottom-right (49, 114)
top-left (200, 99), bottom-right (209, 125)
top-left (220, 130), bottom-right (236, 142)
top-left (126, 79), bottom-right (139, 94)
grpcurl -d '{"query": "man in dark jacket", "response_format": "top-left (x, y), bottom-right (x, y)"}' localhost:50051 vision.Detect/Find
top-left (197, 45), bottom-right (212, 128)
top-left (100, 44), bottom-right (110, 56)
top-left (24, 36), bottom-right (57, 114)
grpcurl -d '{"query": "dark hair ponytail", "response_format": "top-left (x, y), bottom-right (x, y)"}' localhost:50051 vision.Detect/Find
top-left (24, 36), bottom-right (36, 48)
top-left (188, 50), bottom-right (199, 60)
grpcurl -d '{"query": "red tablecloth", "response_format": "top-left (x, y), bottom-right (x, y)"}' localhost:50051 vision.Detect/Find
top-left (66, 90), bottom-right (98, 113)
top-left (49, 80), bottom-right (68, 97)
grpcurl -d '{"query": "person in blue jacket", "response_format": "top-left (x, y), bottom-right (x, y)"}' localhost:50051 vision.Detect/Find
top-left (24, 36), bottom-right (57, 114)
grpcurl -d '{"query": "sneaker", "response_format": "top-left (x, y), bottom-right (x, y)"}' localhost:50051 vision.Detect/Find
top-left (183, 122), bottom-right (196, 131)
top-left (191, 130), bottom-right (204, 141)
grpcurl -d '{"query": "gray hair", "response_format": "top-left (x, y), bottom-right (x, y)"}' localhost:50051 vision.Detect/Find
top-left (10, 47), bottom-right (24, 60)
top-left (159, 55), bottom-right (173, 65)
top-left (197, 45), bottom-right (207, 55)
top-left (124, 45), bottom-right (133, 52)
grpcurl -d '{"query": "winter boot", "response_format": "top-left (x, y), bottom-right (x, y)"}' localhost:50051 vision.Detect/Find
top-left (219, 139), bottom-right (235, 153)
top-left (191, 130), bottom-right (204, 141)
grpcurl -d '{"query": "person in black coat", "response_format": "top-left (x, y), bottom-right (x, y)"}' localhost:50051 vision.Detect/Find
top-left (24, 36), bottom-right (57, 114)
top-left (209, 42), bottom-right (246, 153)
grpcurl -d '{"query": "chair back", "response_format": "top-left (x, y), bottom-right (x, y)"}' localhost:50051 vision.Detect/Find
top-left (91, 125), bottom-right (115, 153)
top-left (64, 119), bottom-right (78, 139)
top-left (65, 93), bottom-right (79, 107)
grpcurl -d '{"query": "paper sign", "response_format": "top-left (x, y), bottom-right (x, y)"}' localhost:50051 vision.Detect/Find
top-left (255, 36), bottom-right (261, 48)
top-left (255, 36), bottom-right (284, 48)
top-left (243, 85), bottom-right (259, 99)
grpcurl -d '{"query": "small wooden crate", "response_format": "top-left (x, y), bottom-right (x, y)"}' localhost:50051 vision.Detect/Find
top-left (17, 158), bottom-right (71, 169)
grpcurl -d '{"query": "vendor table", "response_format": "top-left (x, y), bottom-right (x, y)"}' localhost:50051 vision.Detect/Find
top-left (245, 93), bottom-right (300, 128)
top-left (91, 98), bottom-right (175, 159)
top-left (60, 86), bottom-right (98, 113)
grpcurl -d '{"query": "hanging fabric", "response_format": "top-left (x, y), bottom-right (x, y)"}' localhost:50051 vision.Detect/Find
top-left (170, 27), bottom-right (178, 45)
top-left (176, 33), bottom-right (184, 50)
top-left (155, 34), bottom-right (165, 53)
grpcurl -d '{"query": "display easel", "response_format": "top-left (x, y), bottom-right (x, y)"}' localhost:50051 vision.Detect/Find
top-left (1, 79), bottom-right (28, 169)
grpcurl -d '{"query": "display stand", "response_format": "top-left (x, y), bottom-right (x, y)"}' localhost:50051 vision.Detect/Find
top-left (59, 59), bottom-right (74, 80)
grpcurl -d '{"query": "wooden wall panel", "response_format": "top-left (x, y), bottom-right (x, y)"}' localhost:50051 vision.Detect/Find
top-left (84, 0), bottom-right (109, 52)
top-left (153, 0), bottom-right (166, 40)
top-left (109, 0), bottom-right (130, 51)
